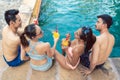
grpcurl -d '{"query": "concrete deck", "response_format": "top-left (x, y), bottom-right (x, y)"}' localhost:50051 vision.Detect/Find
top-left (0, 0), bottom-right (120, 80)
top-left (0, 40), bottom-right (119, 80)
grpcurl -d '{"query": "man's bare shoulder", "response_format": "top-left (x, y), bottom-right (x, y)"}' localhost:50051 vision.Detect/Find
top-left (110, 33), bottom-right (115, 40)
top-left (2, 26), bottom-right (9, 38)
top-left (93, 38), bottom-right (100, 48)
top-left (2, 26), bottom-right (8, 33)
top-left (109, 33), bottom-right (115, 45)
top-left (96, 35), bottom-right (102, 43)
top-left (96, 33), bottom-right (108, 42)
top-left (2, 26), bottom-right (20, 45)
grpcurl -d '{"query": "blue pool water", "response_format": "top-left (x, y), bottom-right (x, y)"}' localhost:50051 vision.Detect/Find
top-left (39, 0), bottom-right (120, 57)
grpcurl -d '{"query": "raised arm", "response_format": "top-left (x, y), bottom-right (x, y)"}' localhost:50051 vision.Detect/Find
top-left (46, 37), bottom-right (59, 57)
top-left (89, 40), bottom-right (100, 73)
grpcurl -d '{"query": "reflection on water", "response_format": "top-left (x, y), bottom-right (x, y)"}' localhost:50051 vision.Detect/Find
top-left (39, 0), bottom-right (120, 57)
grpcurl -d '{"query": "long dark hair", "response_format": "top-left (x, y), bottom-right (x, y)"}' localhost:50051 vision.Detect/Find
top-left (20, 24), bottom-right (36, 48)
top-left (80, 27), bottom-right (96, 53)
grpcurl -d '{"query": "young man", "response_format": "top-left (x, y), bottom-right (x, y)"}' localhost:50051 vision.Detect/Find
top-left (81, 14), bottom-right (115, 75)
top-left (2, 9), bottom-right (29, 67)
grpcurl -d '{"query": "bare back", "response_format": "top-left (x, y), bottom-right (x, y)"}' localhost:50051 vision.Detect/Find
top-left (25, 42), bottom-right (51, 66)
top-left (92, 32), bottom-right (115, 64)
top-left (2, 26), bottom-right (20, 61)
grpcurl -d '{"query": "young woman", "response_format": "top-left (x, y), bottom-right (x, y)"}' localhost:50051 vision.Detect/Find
top-left (20, 24), bottom-right (58, 71)
top-left (54, 27), bottom-right (96, 70)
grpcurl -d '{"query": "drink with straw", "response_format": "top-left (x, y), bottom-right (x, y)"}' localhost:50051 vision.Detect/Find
top-left (61, 33), bottom-right (71, 47)
top-left (52, 26), bottom-right (60, 39)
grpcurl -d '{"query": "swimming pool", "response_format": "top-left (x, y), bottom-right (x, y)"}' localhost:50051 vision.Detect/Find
top-left (39, 0), bottom-right (120, 57)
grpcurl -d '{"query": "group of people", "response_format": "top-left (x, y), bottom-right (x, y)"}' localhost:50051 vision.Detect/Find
top-left (2, 9), bottom-right (115, 76)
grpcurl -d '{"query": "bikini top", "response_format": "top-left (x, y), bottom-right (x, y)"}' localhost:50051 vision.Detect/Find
top-left (27, 41), bottom-right (47, 60)
top-left (68, 44), bottom-right (84, 57)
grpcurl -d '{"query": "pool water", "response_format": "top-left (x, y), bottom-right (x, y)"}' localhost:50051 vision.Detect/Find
top-left (39, 0), bottom-right (120, 57)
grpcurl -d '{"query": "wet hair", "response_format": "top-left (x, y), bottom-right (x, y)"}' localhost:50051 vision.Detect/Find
top-left (4, 9), bottom-right (19, 25)
top-left (80, 27), bottom-right (96, 53)
top-left (20, 24), bottom-right (36, 47)
top-left (97, 14), bottom-right (113, 29)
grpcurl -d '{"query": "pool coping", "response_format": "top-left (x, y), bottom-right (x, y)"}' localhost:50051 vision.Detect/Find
top-left (0, 0), bottom-right (120, 80)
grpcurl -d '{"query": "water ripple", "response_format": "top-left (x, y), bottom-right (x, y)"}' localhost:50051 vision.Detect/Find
top-left (39, 0), bottom-right (120, 57)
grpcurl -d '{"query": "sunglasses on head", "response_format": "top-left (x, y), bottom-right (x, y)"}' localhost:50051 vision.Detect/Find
top-left (83, 27), bottom-right (91, 35)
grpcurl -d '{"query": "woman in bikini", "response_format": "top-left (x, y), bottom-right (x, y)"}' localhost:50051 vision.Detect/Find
top-left (20, 24), bottom-right (58, 71)
top-left (54, 27), bottom-right (96, 70)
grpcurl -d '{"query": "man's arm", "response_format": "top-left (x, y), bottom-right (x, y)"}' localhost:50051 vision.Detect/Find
top-left (20, 45), bottom-right (30, 61)
top-left (81, 39), bottom-right (100, 75)
top-left (89, 40), bottom-right (100, 73)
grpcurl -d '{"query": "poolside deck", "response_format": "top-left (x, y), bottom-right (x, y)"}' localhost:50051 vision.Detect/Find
top-left (0, 0), bottom-right (120, 80)
top-left (0, 42), bottom-right (119, 80)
